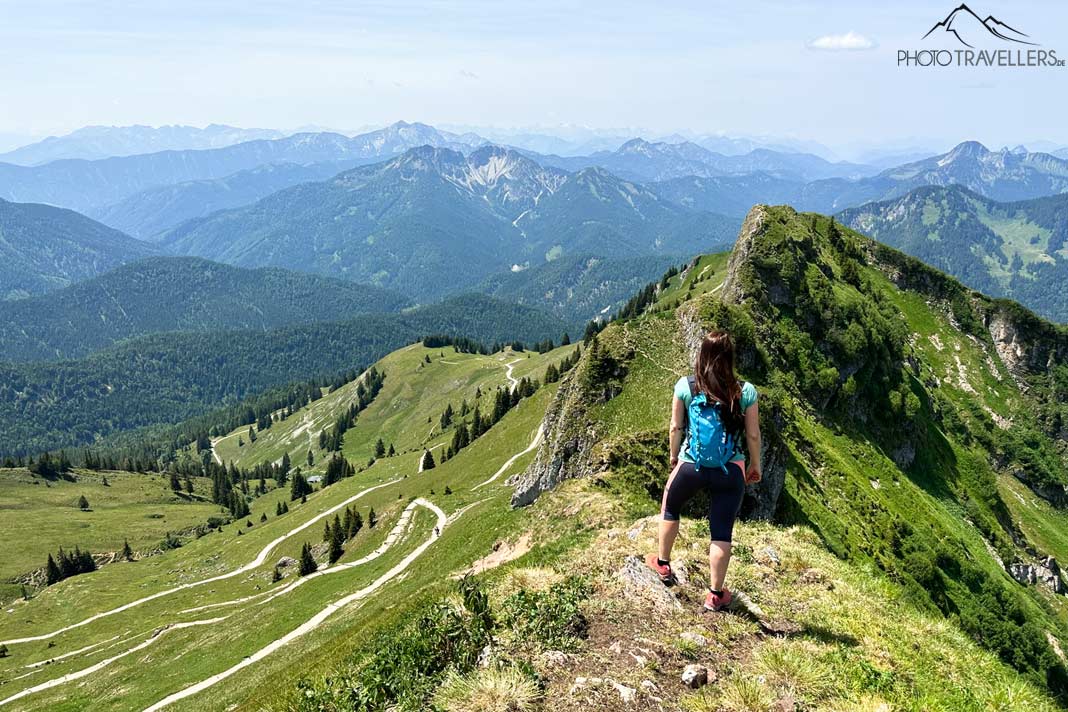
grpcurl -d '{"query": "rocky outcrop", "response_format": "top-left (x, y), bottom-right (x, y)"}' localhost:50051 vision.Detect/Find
top-left (985, 306), bottom-right (1068, 385)
top-left (720, 205), bottom-right (769, 306)
top-left (1009, 556), bottom-right (1065, 594)
top-left (614, 555), bottom-right (682, 612)
top-left (509, 365), bottom-right (601, 507)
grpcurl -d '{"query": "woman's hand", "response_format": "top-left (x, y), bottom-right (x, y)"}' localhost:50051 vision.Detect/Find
top-left (745, 463), bottom-right (762, 484)
top-left (670, 455), bottom-right (679, 468)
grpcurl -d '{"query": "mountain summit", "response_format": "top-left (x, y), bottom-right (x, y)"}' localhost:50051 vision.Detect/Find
top-left (162, 145), bottom-right (737, 298)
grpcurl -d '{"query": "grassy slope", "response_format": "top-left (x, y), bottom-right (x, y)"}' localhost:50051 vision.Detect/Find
top-left (0, 345), bottom-right (575, 711)
top-left (212, 344), bottom-right (578, 472)
top-left (0, 469), bottom-right (218, 600)
top-left (572, 209), bottom-right (1068, 701)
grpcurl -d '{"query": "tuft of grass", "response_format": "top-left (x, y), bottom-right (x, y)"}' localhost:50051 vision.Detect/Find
top-left (433, 667), bottom-right (541, 712)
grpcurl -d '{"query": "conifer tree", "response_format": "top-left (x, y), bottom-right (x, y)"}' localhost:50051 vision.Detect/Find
top-left (351, 509), bottom-right (364, 537)
top-left (169, 470), bottom-right (181, 492)
top-left (120, 539), bottom-right (133, 561)
top-left (45, 554), bottom-right (61, 585)
top-left (387, 443), bottom-right (396, 457)
top-left (374, 438), bottom-right (386, 458)
top-left (368, 507), bottom-right (377, 528)
top-left (298, 543), bottom-right (317, 576)
top-left (77, 495), bottom-right (90, 510)
top-left (272, 565), bottom-right (282, 583)
top-left (307, 449), bottom-right (314, 467)
top-left (260, 512), bottom-right (267, 523)
top-left (421, 450), bottom-right (436, 471)
top-left (329, 519), bottom-right (344, 564)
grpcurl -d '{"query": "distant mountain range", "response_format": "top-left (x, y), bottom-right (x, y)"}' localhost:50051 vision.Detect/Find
top-left (534, 138), bottom-right (877, 183)
top-left (0, 197), bottom-right (158, 299)
top-left (160, 145), bottom-right (738, 299)
top-left (840, 185), bottom-right (1068, 321)
top-left (0, 257), bottom-right (411, 361)
top-left (0, 124), bottom-right (288, 166)
top-left (0, 121), bottom-right (482, 214)
top-left (87, 161), bottom-right (358, 240)
top-left (662, 141), bottom-right (1068, 216)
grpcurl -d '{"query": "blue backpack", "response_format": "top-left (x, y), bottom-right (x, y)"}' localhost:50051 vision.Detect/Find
top-left (686, 376), bottom-right (736, 470)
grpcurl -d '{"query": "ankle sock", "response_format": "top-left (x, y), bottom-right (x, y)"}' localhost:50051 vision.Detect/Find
top-left (709, 588), bottom-right (723, 597)
top-left (657, 558), bottom-right (670, 567)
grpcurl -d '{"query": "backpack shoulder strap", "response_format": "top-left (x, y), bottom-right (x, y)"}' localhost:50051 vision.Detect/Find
top-left (686, 375), bottom-right (696, 397)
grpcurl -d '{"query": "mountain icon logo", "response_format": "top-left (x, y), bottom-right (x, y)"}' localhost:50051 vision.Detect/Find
top-left (922, 4), bottom-right (1037, 48)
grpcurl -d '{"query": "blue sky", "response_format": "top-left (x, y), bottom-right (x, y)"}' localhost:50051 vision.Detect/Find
top-left (0, 1), bottom-right (1065, 155)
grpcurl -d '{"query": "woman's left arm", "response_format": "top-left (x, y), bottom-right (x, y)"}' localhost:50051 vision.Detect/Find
top-left (744, 401), bottom-right (762, 484)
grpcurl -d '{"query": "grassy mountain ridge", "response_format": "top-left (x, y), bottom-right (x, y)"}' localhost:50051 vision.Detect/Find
top-left (839, 185), bottom-right (1068, 322)
top-left (0, 198), bottom-right (157, 299)
top-left (517, 204), bottom-right (1068, 695)
top-left (0, 294), bottom-right (566, 456)
top-left (0, 256), bottom-right (411, 362)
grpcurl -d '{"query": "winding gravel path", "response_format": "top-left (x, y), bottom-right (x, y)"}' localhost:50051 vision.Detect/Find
top-left (0, 478), bottom-right (401, 647)
top-left (141, 499), bottom-right (448, 712)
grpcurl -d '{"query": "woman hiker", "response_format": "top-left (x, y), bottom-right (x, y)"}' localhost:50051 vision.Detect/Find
top-left (645, 330), bottom-right (762, 611)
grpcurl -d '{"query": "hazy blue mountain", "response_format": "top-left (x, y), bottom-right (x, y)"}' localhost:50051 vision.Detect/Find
top-left (162, 146), bottom-right (736, 299)
top-left (654, 173), bottom-right (806, 217)
top-left (89, 162), bottom-right (357, 240)
top-left (0, 198), bottom-right (157, 299)
top-left (0, 256), bottom-right (411, 361)
top-left (840, 185), bottom-right (1068, 322)
top-left (532, 138), bottom-right (874, 183)
top-left (0, 121), bottom-right (483, 214)
top-left (662, 141), bottom-right (1068, 216)
top-left (0, 124), bottom-right (287, 166)
top-left (477, 252), bottom-right (680, 328)
top-left (533, 138), bottom-right (722, 181)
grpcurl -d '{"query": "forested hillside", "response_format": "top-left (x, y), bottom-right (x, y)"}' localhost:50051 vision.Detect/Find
top-left (840, 185), bottom-right (1068, 322)
top-left (0, 198), bottom-right (157, 299)
top-left (0, 257), bottom-right (410, 361)
top-left (0, 294), bottom-right (566, 455)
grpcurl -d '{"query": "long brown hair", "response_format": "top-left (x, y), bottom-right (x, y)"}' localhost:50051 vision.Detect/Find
top-left (693, 331), bottom-right (745, 438)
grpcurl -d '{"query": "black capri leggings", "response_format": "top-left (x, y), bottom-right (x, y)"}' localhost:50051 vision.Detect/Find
top-left (661, 461), bottom-right (745, 542)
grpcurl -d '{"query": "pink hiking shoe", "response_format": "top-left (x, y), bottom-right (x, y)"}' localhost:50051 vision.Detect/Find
top-left (704, 588), bottom-right (733, 612)
top-left (644, 553), bottom-right (677, 585)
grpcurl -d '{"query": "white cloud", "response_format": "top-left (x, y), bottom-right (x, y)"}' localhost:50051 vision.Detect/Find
top-left (807, 31), bottom-right (877, 51)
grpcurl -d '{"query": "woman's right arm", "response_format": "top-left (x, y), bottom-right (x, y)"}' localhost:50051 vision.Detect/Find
top-left (669, 396), bottom-right (686, 467)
